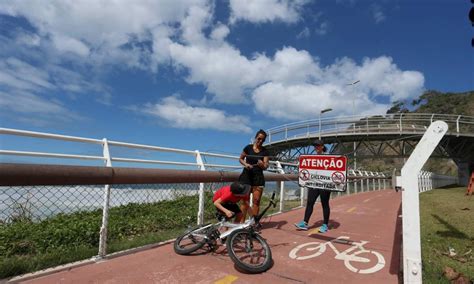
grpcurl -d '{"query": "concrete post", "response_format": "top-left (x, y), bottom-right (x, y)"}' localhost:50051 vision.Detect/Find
top-left (401, 121), bottom-right (448, 283)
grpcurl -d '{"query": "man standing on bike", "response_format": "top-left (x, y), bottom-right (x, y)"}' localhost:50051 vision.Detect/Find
top-left (213, 182), bottom-right (252, 223)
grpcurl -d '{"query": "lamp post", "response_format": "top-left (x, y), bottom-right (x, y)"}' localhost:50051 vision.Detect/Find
top-left (346, 80), bottom-right (360, 118)
top-left (346, 80), bottom-right (360, 169)
top-left (319, 108), bottom-right (333, 140)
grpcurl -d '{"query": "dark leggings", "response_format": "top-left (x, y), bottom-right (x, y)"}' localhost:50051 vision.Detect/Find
top-left (304, 188), bottom-right (331, 225)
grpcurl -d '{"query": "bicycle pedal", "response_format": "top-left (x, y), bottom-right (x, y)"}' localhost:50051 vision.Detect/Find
top-left (207, 242), bottom-right (217, 251)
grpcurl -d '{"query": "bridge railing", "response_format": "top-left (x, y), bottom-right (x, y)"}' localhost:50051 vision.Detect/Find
top-left (266, 113), bottom-right (474, 143)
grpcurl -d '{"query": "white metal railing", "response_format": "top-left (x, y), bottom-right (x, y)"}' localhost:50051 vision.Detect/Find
top-left (0, 127), bottom-right (242, 169)
top-left (417, 171), bottom-right (457, 193)
top-left (265, 113), bottom-right (474, 144)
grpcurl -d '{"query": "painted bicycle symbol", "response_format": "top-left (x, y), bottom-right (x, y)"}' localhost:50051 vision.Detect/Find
top-left (289, 236), bottom-right (385, 274)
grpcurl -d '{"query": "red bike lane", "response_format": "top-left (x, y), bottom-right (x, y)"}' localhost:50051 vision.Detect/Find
top-left (15, 189), bottom-right (402, 284)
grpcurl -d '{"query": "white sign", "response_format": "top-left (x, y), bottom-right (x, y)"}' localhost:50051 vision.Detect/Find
top-left (298, 155), bottom-right (348, 192)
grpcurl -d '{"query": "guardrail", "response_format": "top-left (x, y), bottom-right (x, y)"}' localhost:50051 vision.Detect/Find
top-left (418, 171), bottom-right (458, 192)
top-left (265, 113), bottom-right (474, 144)
top-left (0, 127), bottom-right (243, 169)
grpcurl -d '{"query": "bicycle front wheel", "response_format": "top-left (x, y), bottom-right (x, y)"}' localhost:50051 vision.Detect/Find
top-left (174, 224), bottom-right (211, 255)
top-left (227, 229), bottom-right (272, 273)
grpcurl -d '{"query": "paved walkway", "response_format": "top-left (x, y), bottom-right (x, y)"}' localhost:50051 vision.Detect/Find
top-left (18, 189), bottom-right (402, 284)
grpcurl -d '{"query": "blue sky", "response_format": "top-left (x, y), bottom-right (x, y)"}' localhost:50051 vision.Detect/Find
top-left (0, 0), bottom-right (472, 165)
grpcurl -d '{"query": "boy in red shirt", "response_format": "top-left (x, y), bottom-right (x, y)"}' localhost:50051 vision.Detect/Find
top-left (213, 182), bottom-right (251, 223)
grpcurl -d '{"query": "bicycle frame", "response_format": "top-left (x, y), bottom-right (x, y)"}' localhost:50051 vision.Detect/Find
top-left (175, 192), bottom-right (276, 273)
top-left (194, 191), bottom-right (276, 243)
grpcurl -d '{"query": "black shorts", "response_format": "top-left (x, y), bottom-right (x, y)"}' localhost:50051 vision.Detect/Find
top-left (216, 203), bottom-right (241, 220)
top-left (239, 168), bottom-right (265, 186)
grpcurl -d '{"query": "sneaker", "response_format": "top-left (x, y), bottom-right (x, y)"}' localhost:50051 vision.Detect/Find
top-left (319, 224), bottom-right (328, 233)
top-left (294, 221), bottom-right (308, 231)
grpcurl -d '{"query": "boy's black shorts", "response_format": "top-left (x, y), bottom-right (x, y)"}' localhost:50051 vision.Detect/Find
top-left (216, 203), bottom-right (241, 220)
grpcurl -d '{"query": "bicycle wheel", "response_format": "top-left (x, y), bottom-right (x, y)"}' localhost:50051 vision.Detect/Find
top-left (226, 229), bottom-right (272, 273)
top-left (174, 224), bottom-right (211, 255)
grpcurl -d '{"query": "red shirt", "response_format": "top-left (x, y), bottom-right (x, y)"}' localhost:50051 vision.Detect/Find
top-left (213, 185), bottom-right (250, 203)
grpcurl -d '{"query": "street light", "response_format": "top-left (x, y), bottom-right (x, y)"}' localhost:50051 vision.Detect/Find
top-left (319, 108), bottom-right (333, 140)
top-left (346, 80), bottom-right (360, 169)
top-left (346, 80), bottom-right (360, 118)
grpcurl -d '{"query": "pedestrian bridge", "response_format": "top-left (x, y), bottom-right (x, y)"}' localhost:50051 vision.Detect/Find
top-left (264, 113), bottom-right (474, 185)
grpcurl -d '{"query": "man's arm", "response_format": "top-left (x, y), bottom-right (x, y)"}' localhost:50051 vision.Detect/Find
top-left (214, 198), bottom-right (234, 218)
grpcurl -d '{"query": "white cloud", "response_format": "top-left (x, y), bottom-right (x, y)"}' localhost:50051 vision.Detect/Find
top-left (269, 47), bottom-right (320, 83)
top-left (229, 0), bottom-right (309, 24)
top-left (0, 58), bottom-right (54, 92)
top-left (296, 27), bottom-right (310, 39)
top-left (15, 32), bottom-right (41, 47)
top-left (0, 57), bottom-right (109, 122)
top-left (0, 0), bottom-right (425, 128)
top-left (357, 57), bottom-right (424, 101)
top-left (210, 24), bottom-right (230, 41)
top-left (252, 82), bottom-right (387, 120)
top-left (52, 34), bottom-right (90, 57)
top-left (251, 56), bottom-right (424, 120)
top-left (0, 90), bottom-right (82, 123)
top-left (370, 4), bottom-right (386, 24)
top-left (170, 43), bottom-right (322, 103)
top-left (140, 96), bottom-right (252, 133)
top-left (315, 21), bottom-right (328, 35)
top-left (0, 0), bottom-right (206, 70)
top-left (170, 43), bottom-right (265, 103)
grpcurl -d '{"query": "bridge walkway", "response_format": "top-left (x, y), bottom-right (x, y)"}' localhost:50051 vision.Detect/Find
top-left (19, 189), bottom-right (402, 284)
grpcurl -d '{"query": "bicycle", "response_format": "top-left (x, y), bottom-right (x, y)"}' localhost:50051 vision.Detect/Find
top-left (289, 236), bottom-right (385, 274)
top-left (173, 192), bottom-right (277, 273)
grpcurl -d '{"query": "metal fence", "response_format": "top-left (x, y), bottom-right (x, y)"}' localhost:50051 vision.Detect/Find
top-left (1, 176), bottom-right (393, 224)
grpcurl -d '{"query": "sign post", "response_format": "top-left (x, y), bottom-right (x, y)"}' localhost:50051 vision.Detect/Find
top-left (298, 155), bottom-right (348, 192)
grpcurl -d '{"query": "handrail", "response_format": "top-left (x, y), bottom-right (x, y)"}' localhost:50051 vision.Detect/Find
top-left (0, 127), bottom-right (103, 144)
top-left (0, 127), bottom-right (340, 172)
top-left (265, 113), bottom-right (474, 143)
top-left (0, 127), bottom-right (240, 170)
top-left (0, 163), bottom-right (298, 186)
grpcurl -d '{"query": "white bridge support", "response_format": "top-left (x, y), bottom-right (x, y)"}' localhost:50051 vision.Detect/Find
top-left (401, 121), bottom-right (448, 283)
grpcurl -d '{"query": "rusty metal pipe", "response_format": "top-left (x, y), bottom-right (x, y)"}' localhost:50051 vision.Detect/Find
top-left (0, 163), bottom-right (298, 186)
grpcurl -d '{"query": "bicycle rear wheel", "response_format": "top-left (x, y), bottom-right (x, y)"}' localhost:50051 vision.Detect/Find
top-left (174, 224), bottom-right (211, 255)
top-left (226, 229), bottom-right (272, 273)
